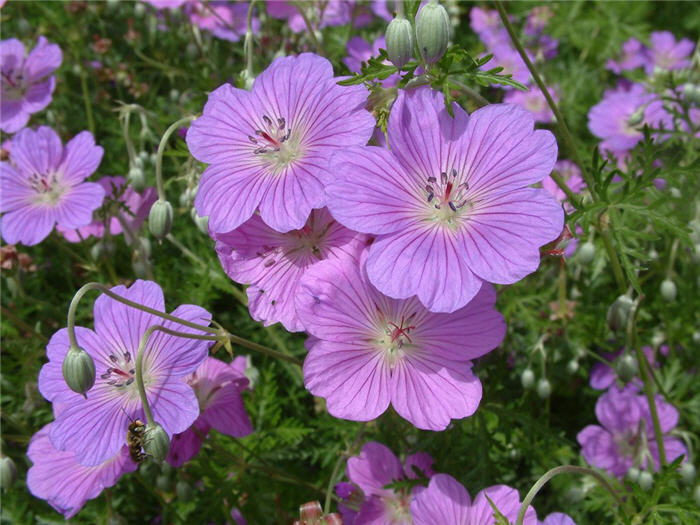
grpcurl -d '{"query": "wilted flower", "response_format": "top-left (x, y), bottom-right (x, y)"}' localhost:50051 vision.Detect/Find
top-left (0, 126), bottom-right (105, 246)
top-left (1, 36), bottom-right (62, 133)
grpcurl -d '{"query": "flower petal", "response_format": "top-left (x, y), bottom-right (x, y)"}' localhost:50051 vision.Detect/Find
top-left (346, 441), bottom-right (403, 496)
top-left (54, 182), bottom-right (106, 229)
top-left (57, 131), bottom-right (104, 185)
top-left (411, 474), bottom-right (471, 525)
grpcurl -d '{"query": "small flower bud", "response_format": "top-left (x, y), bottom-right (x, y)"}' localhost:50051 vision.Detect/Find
top-left (660, 278), bottom-right (677, 302)
top-left (299, 501), bottom-right (323, 521)
top-left (169, 89), bottom-right (180, 102)
top-left (566, 359), bottom-right (579, 374)
top-left (627, 107), bottom-right (645, 127)
top-left (607, 295), bottom-right (634, 332)
top-left (0, 455), bottom-right (17, 490)
top-left (176, 480), bottom-right (193, 500)
top-left (536, 378), bottom-right (551, 399)
top-left (143, 423), bottom-right (170, 462)
top-left (577, 241), bottom-right (595, 264)
top-left (156, 474), bottom-right (171, 491)
top-left (133, 156), bottom-right (144, 169)
top-left (186, 42), bottom-right (199, 60)
top-left (680, 463), bottom-right (696, 484)
top-left (128, 166), bottom-right (145, 192)
top-left (693, 331), bottom-right (700, 344)
top-left (385, 17), bottom-right (414, 69)
top-left (138, 150), bottom-right (150, 163)
top-left (648, 248), bottom-right (658, 261)
top-left (627, 466), bottom-right (640, 482)
top-left (521, 368), bottom-right (535, 389)
top-left (62, 345), bottom-right (96, 395)
top-left (638, 471), bottom-right (653, 491)
top-left (134, 2), bottom-right (145, 17)
top-left (415, 1), bottom-right (450, 65)
top-left (16, 18), bottom-right (31, 36)
top-left (616, 353), bottom-right (637, 383)
top-left (190, 208), bottom-right (209, 234)
top-left (148, 200), bottom-right (173, 240)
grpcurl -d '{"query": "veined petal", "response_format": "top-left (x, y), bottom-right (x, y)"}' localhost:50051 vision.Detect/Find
top-left (57, 131), bottom-right (104, 185)
top-left (12, 126), bottom-right (63, 175)
top-left (149, 380), bottom-right (201, 436)
top-left (469, 485), bottom-right (537, 525)
top-left (0, 162), bottom-right (31, 213)
top-left (411, 474), bottom-right (471, 525)
top-left (0, 203), bottom-right (56, 246)
top-left (54, 182), bottom-right (105, 229)
top-left (346, 441), bottom-right (403, 497)
top-left (200, 382), bottom-right (253, 437)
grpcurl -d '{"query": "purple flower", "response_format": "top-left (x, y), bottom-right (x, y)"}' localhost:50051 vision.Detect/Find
top-left (524, 6), bottom-right (553, 37)
top-left (577, 387), bottom-right (687, 478)
top-left (167, 356), bottom-right (252, 467)
top-left (541, 160), bottom-right (585, 213)
top-left (38, 280), bottom-right (212, 466)
top-left (588, 83), bottom-right (671, 157)
top-left (57, 176), bottom-right (157, 243)
top-left (143, 0), bottom-right (188, 8)
top-left (296, 253), bottom-right (505, 430)
top-left (491, 43), bottom-right (531, 87)
top-left (541, 513), bottom-right (577, 525)
top-left (0, 126), bottom-right (105, 246)
top-left (187, 53), bottom-right (374, 234)
top-left (606, 38), bottom-right (648, 73)
top-left (326, 87), bottom-right (563, 313)
top-left (470, 7), bottom-right (509, 48)
top-left (589, 346), bottom-right (662, 391)
top-left (27, 423), bottom-right (137, 519)
top-left (645, 31), bottom-right (695, 74)
top-left (410, 474), bottom-right (538, 525)
top-left (187, 1), bottom-right (258, 42)
top-left (344, 36), bottom-right (399, 88)
top-left (342, 441), bottom-right (434, 524)
top-left (267, 1), bottom-right (371, 32)
top-left (1, 36), bottom-right (62, 133)
top-left (215, 207), bottom-right (366, 332)
top-left (503, 86), bottom-right (557, 123)
top-left (370, 0), bottom-right (393, 22)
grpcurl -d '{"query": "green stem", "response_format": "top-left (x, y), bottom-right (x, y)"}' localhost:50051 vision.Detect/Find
top-left (245, 0), bottom-right (257, 77)
top-left (155, 116), bottom-right (196, 201)
top-left (666, 238), bottom-right (679, 277)
top-left (121, 110), bottom-right (137, 168)
top-left (228, 333), bottom-right (302, 366)
top-left (635, 346), bottom-right (667, 466)
top-left (516, 465), bottom-right (624, 525)
top-left (293, 1), bottom-right (324, 56)
top-left (396, 0), bottom-right (404, 18)
top-left (324, 423), bottom-right (366, 514)
top-left (598, 213), bottom-right (627, 294)
top-left (80, 69), bottom-right (95, 136)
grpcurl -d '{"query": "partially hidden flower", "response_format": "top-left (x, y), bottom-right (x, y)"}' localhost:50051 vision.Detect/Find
top-left (344, 36), bottom-right (399, 88)
top-left (606, 38), bottom-right (648, 74)
top-left (215, 207), bottom-right (367, 332)
top-left (167, 356), bottom-right (253, 467)
top-left (1, 36), bottom-right (62, 133)
top-left (57, 175), bottom-right (157, 243)
top-left (326, 87), bottom-right (563, 313)
top-left (296, 254), bottom-right (506, 430)
top-left (541, 513), bottom-right (577, 525)
top-left (589, 346), bottom-right (664, 391)
top-left (186, 1), bottom-right (259, 42)
top-left (38, 280), bottom-right (212, 466)
top-left (187, 53), bottom-right (374, 234)
top-left (503, 86), bottom-right (558, 124)
top-left (469, 7), bottom-right (508, 48)
top-left (645, 31), bottom-right (695, 74)
top-left (0, 126), bottom-right (105, 246)
top-left (541, 160), bottom-right (585, 213)
top-left (267, 1), bottom-right (371, 33)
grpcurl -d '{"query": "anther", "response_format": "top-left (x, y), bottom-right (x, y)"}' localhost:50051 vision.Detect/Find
top-left (427, 176), bottom-right (437, 183)
top-left (440, 172), bottom-right (448, 184)
top-left (427, 193), bottom-right (434, 202)
top-left (449, 202), bottom-right (457, 212)
top-left (123, 352), bottom-right (131, 362)
top-left (277, 117), bottom-right (285, 129)
top-left (101, 371), bottom-right (111, 379)
top-left (109, 354), bottom-right (118, 363)
top-left (248, 135), bottom-right (258, 144)
top-left (262, 115), bottom-right (272, 126)
top-left (264, 259), bottom-right (276, 268)
top-left (125, 378), bottom-right (134, 386)
top-left (452, 168), bottom-right (457, 178)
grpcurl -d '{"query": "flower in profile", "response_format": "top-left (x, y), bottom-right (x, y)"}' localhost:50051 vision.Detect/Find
top-left (326, 87), bottom-right (562, 313)
top-left (167, 356), bottom-right (253, 467)
top-left (296, 254), bottom-right (506, 430)
top-left (215, 208), bottom-right (366, 332)
top-left (577, 386), bottom-right (687, 478)
top-left (27, 423), bottom-right (137, 519)
top-left (38, 280), bottom-right (212, 466)
top-left (1, 36), bottom-right (62, 133)
top-left (645, 31), bottom-right (694, 74)
top-left (0, 126), bottom-right (105, 246)
top-left (410, 474), bottom-right (538, 525)
top-left (187, 53), bottom-right (374, 234)
top-left (339, 441), bottom-right (434, 524)
top-left (57, 175), bottom-right (157, 243)
top-left (504, 86), bottom-right (558, 123)
top-left (606, 38), bottom-right (647, 73)
top-left (267, 1), bottom-right (371, 33)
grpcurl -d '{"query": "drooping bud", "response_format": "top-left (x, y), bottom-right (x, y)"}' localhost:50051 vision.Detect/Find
top-left (566, 359), bottom-right (579, 374)
top-left (62, 345), bottom-right (96, 396)
top-left (156, 474), bottom-right (171, 491)
top-left (143, 423), bottom-right (170, 462)
top-left (638, 471), bottom-right (653, 491)
top-left (0, 455), bottom-right (17, 490)
top-left (607, 294), bottom-right (634, 332)
top-left (660, 278), bottom-right (677, 302)
top-left (128, 166), bottom-right (145, 192)
top-left (415, 1), bottom-right (450, 65)
top-left (680, 463), bottom-right (696, 485)
top-left (385, 16), bottom-right (414, 69)
top-left (521, 368), bottom-right (535, 389)
top-left (626, 466), bottom-right (640, 482)
top-left (577, 241), bottom-right (595, 264)
top-left (148, 199), bottom-right (173, 240)
top-left (190, 208), bottom-right (209, 234)
top-left (616, 353), bottom-right (637, 383)
top-left (536, 378), bottom-right (552, 399)
top-left (176, 480), bottom-right (193, 500)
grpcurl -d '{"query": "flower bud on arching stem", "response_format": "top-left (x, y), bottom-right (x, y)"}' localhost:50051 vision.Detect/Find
top-left (148, 199), bottom-right (173, 240)
top-left (385, 15), bottom-right (414, 69)
top-left (415, 0), bottom-right (450, 65)
top-left (521, 368), bottom-right (535, 389)
top-left (154, 115), bottom-right (196, 205)
top-left (143, 423), bottom-right (170, 463)
top-left (0, 455), bottom-right (17, 490)
top-left (62, 344), bottom-right (96, 397)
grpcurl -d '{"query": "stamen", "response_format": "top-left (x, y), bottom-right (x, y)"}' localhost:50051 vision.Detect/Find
top-left (100, 371), bottom-right (111, 379)
top-left (125, 378), bottom-right (134, 386)
top-left (262, 115), bottom-right (272, 126)
top-left (109, 354), bottom-right (118, 363)
top-left (277, 117), bottom-right (285, 129)
top-left (452, 168), bottom-right (458, 178)
top-left (427, 176), bottom-right (437, 183)
top-left (248, 135), bottom-right (258, 144)
top-left (449, 202), bottom-right (457, 212)
top-left (123, 352), bottom-right (131, 362)
top-left (427, 193), bottom-right (434, 202)
top-left (264, 259), bottom-right (276, 268)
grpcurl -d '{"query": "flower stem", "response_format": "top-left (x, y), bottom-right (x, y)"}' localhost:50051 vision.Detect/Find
top-left (244, 0), bottom-right (257, 78)
top-left (155, 116), bottom-right (196, 201)
top-left (323, 423), bottom-right (366, 514)
top-left (598, 213), bottom-right (627, 294)
top-left (80, 68), bottom-right (95, 136)
top-left (293, 1), bottom-right (324, 56)
top-left (227, 333), bottom-right (302, 366)
top-left (516, 465), bottom-right (625, 525)
top-left (635, 345), bottom-right (667, 465)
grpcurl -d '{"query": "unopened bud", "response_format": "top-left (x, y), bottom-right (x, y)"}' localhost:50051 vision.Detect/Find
top-left (156, 474), bottom-right (171, 491)
top-left (536, 378), bottom-right (552, 399)
top-left (128, 166), bottom-right (145, 192)
top-left (415, 1), bottom-right (450, 65)
top-left (607, 294), bottom-right (634, 332)
top-left (616, 353), bottom-right (637, 383)
top-left (0, 456), bottom-right (16, 490)
top-left (169, 89), bottom-right (180, 102)
top-left (148, 200), bottom-right (173, 240)
top-left (648, 248), bottom-right (658, 261)
top-left (190, 208), bottom-right (209, 234)
top-left (627, 107), bottom-right (644, 127)
top-left (186, 42), bottom-right (198, 60)
top-left (385, 17), bottom-right (414, 69)
top-left (577, 241), bottom-right (595, 264)
top-left (660, 278), bottom-right (677, 302)
top-left (299, 501), bottom-right (323, 521)
top-left (627, 466), bottom-right (640, 482)
top-left (638, 471), bottom-right (653, 491)
top-left (138, 150), bottom-right (150, 163)
top-left (134, 2), bottom-right (145, 17)
top-left (62, 345), bottom-right (96, 395)
top-left (566, 359), bottom-right (579, 374)
top-left (143, 423), bottom-right (170, 462)
top-left (521, 368), bottom-right (535, 389)
top-left (680, 463), bottom-right (696, 484)
top-left (176, 480), bottom-right (193, 500)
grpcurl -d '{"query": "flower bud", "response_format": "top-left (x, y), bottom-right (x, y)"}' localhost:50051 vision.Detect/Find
top-left (521, 368), bottom-right (535, 389)
top-left (176, 480), bottom-right (193, 500)
top-left (693, 331), bottom-right (700, 344)
top-left (607, 294), bottom-right (634, 332)
top-left (0, 455), bottom-right (16, 490)
top-left (415, 1), bottom-right (450, 65)
top-left (156, 474), bottom-right (171, 491)
top-left (169, 89), bottom-right (180, 102)
top-left (660, 278), bottom-right (677, 302)
top-left (190, 208), bottom-right (209, 234)
top-left (148, 200), bottom-right (173, 240)
top-left (128, 166), bottom-right (145, 192)
top-left (680, 462), bottom-right (696, 484)
top-left (186, 42), bottom-right (199, 60)
top-left (626, 466), bottom-right (640, 482)
top-left (62, 345), bottom-right (96, 396)
top-left (616, 353), bottom-right (637, 383)
top-left (577, 241), bottom-right (595, 264)
top-left (566, 359), bottom-right (579, 374)
top-left (143, 423), bottom-right (170, 462)
top-left (385, 17), bottom-right (414, 69)
top-left (536, 378), bottom-right (551, 399)
top-left (299, 501), bottom-right (323, 521)
top-left (138, 150), bottom-right (150, 163)
top-left (134, 2), bottom-right (145, 17)
top-left (648, 248), bottom-right (658, 261)
top-left (638, 471), bottom-right (653, 491)
top-left (627, 107), bottom-right (645, 127)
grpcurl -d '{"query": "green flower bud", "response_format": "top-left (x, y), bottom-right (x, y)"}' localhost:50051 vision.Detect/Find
top-left (607, 294), bottom-right (634, 332)
top-left (134, 2), bottom-right (145, 18)
top-left (638, 471), bottom-right (653, 491)
top-left (660, 278), bottom-right (677, 302)
top-left (176, 480), bottom-right (193, 501)
top-left (143, 423), bottom-right (170, 463)
top-left (627, 107), bottom-right (645, 127)
top-left (148, 200), bottom-right (173, 240)
top-left (680, 463), bottom-right (696, 484)
top-left (0, 455), bottom-right (17, 490)
top-left (693, 331), bottom-right (700, 344)
top-left (616, 353), bottom-right (637, 383)
top-left (577, 241), bottom-right (595, 264)
top-left (626, 466), bottom-right (640, 483)
top-left (138, 150), bottom-right (150, 163)
top-left (169, 89), bottom-right (180, 102)
top-left (155, 474), bottom-right (171, 491)
top-left (536, 378), bottom-right (551, 399)
top-left (128, 166), bottom-right (145, 193)
top-left (648, 248), bottom-right (658, 261)
top-left (521, 368), bottom-right (535, 389)
top-left (190, 208), bottom-right (209, 234)
top-left (16, 18), bottom-right (31, 36)
top-left (385, 17), bottom-right (414, 69)
top-left (415, 1), bottom-right (450, 65)
top-left (62, 345), bottom-right (96, 396)
top-left (186, 42), bottom-right (199, 60)
top-left (566, 359), bottom-right (579, 374)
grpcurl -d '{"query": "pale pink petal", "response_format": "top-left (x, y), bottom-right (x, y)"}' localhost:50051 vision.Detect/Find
top-left (346, 441), bottom-right (403, 497)
top-left (57, 131), bottom-right (104, 184)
